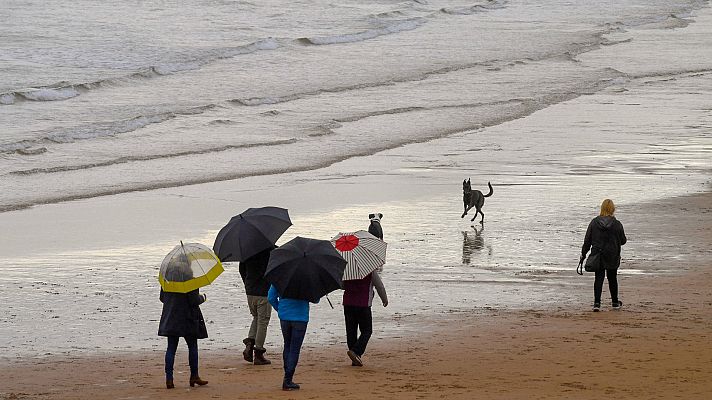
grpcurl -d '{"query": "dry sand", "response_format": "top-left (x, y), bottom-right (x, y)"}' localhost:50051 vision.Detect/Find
top-left (1, 192), bottom-right (710, 400)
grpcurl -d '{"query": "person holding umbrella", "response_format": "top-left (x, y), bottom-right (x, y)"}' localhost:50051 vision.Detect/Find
top-left (332, 231), bottom-right (388, 367)
top-left (158, 243), bottom-right (224, 389)
top-left (213, 207), bottom-right (292, 366)
top-left (239, 245), bottom-right (276, 365)
top-left (267, 285), bottom-right (313, 391)
top-left (265, 236), bottom-right (347, 391)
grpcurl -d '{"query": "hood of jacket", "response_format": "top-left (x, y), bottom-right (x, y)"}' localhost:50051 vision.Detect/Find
top-left (595, 216), bottom-right (616, 230)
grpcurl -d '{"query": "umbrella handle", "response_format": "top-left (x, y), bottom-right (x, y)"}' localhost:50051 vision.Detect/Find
top-left (326, 295), bottom-right (334, 309)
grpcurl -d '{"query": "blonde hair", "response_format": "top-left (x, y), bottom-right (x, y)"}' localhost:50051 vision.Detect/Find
top-left (599, 199), bottom-right (615, 217)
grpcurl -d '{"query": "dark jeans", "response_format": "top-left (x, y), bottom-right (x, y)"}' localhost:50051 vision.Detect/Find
top-left (165, 336), bottom-right (198, 380)
top-left (344, 305), bottom-right (373, 356)
top-left (594, 269), bottom-right (619, 304)
top-left (280, 320), bottom-right (307, 382)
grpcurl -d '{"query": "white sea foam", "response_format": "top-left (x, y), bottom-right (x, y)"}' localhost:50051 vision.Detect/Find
top-left (440, 0), bottom-right (508, 15)
top-left (0, 93), bottom-right (15, 105)
top-left (18, 87), bottom-right (80, 101)
top-left (301, 18), bottom-right (425, 45)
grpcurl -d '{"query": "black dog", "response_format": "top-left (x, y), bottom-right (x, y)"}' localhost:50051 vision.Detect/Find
top-left (461, 179), bottom-right (493, 224)
top-left (368, 213), bottom-right (383, 240)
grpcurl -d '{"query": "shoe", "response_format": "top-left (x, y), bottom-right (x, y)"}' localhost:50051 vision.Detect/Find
top-left (253, 347), bottom-right (272, 365)
top-left (166, 379), bottom-right (174, 389)
top-left (189, 376), bottom-right (208, 387)
top-left (282, 381), bottom-right (300, 391)
top-left (347, 350), bottom-right (363, 367)
top-left (243, 337), bottom-right (255, 363)
top-left (592, 303), bottom-right (601, 312)
top-left (612, 300), bottom-right (623, 310)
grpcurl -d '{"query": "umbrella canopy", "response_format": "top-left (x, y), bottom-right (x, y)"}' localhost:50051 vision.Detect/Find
top-left (331, 230), bottom-right (387, 280)
top-left (213, 206), bottom-right (292, 262)
top-left (265, 236), bottom-right (346, 303)
top-left (159, 242), bottom-right (224, 293)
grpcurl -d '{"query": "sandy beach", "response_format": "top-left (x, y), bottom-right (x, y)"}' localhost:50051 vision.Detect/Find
top-left (1, 192), bottom-right (710, 399)
top-left (3, 2), bottom-right (712, 399)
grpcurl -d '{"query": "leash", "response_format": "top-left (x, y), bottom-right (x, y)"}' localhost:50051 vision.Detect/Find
top-left (576, 258), bottom-right (584, 275)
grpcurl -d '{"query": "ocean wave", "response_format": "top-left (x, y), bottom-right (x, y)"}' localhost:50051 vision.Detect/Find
top-left (0, 38), bottom-right (280, 106)
top-left (0, 105), bottom-right (217, 154)
top-left (229, 59), bottom-right (516, 107)
top-left (298, 18), bottom-right (425, 45)
top-left (10, 138), bottom-right (298, 176)
top-left (440, 0), bottom-right (508, 15)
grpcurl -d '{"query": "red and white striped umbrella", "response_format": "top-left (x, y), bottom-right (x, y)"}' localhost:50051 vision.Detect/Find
top-left (331, 230), bottom-right (387, 281)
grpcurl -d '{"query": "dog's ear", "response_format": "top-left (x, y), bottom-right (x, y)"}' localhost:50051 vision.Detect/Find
top-left (368, 213), bottom-right (375, 219)
top-left (467, 178), bottom-right (471, 183)
top-left (378, 213), bottom-right (383, 219)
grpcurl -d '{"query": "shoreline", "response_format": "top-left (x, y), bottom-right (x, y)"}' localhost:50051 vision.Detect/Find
top-left (2, 191), bottom-right (710, 399)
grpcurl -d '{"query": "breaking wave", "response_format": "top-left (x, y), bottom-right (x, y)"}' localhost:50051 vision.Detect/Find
top-left (440, 0), bottom-right (508, 15)
top-left (297, 18), bottom-right (425, 45)
top-left (0, 105), bottom-right (217, 155)
top-left (10, 139), bottom-right (298, 176)
top-left (0, 38), bottom-right (280, 106)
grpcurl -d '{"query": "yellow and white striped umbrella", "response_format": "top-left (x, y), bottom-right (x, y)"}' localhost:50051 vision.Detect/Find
top-left (331, 230), bottom-right (387, 281)
top-left (158, 242), bottom-right (224, 293)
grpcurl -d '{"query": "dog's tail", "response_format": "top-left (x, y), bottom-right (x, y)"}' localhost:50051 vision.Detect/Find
top-left (483, 182), bottom-right (494, 197)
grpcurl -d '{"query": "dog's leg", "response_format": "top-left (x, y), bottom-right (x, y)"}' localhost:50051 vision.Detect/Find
top-left (479, 210), bottom-right (485, 225)
top-left (461, 204), bottom-right (471, 218)
top-left (470, 208), bottom-right (479, 222)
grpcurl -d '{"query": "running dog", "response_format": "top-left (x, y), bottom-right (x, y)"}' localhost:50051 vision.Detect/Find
top-left (461, 179), bottom-right (493, 224)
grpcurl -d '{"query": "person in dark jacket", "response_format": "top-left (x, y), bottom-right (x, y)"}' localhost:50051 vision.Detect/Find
top-left (158, 288), bottom-right (209, 389)
top-left (343, 270), bottom-right (388, 367)
top-left (238, 245), bottom-right (275, 365)
top-left (581, 199), bottom-right (627, 312)
top-left (268, 284), bottom-right (318, 391)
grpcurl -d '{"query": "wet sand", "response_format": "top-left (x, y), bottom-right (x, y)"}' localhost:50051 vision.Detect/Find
top-left (1, 191), bottom-right (710, 400)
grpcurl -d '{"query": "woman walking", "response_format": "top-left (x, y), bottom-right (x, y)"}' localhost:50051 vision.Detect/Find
top-left (158, 253), bottom-right (209, 389)
top-left (581, 199), bottom-right (627, 312)
top-left (268, 284), bottom-right (318, 391)
top-left (343, 270), bottom-right (388, 366)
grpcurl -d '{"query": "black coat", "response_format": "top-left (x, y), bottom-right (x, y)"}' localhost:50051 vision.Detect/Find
top-left (239, 246), bottom-right (274, 296)
top-left (158, 289), bottom-right (208, 339)
top-left (582, 216), bottom-right (627, 270)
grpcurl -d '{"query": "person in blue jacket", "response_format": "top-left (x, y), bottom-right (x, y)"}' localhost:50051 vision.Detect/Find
top-left (268, 284), bottom-right (318, 391)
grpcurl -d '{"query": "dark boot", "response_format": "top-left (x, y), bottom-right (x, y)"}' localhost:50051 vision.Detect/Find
top-left (253, 347), bottom-right (271, 365)
top-left (282, 380), bottom-right (300, 391)
top-left (242, 338), bottom-right (255, 363)
top-left (166, 379), bottom-right (174, 389)
top-left (189, 376), bottom-right (208, 387)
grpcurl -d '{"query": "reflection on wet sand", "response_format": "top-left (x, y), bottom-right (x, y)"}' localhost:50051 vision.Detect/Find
top-left (462, 225), bottom-right (492, 265)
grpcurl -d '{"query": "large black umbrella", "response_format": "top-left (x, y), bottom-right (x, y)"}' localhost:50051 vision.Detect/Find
top-left (213, 207), bottom-right (292, 262)
top-left (265, 236), bottom-right (346, 303)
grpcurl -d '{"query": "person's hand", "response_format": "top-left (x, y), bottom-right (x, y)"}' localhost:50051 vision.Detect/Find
top-left (201, 293), bottom-right (207, 302)
top-left (382, 299), bottom-right (388, 307)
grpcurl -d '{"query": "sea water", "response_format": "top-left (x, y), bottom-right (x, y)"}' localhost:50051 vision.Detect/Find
top-left (1, 0), bottom-right (711, 360)
top-left (2, 0), bottom-right (710, 212)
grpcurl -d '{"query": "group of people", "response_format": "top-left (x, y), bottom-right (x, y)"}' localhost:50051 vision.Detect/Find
top-left (157, 213), bottom-right (389, 390)
top-left (157, 198), bottom-right (627, 391)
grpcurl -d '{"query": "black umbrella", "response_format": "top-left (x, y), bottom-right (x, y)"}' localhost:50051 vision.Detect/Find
top-left (265, 236), bottom-right (347, 303)
top-left (213, 207), bottom-right (292, 262)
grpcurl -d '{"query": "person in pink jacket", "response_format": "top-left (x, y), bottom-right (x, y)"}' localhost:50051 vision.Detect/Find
top-left (343, 270), bottom-right (388, 366)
